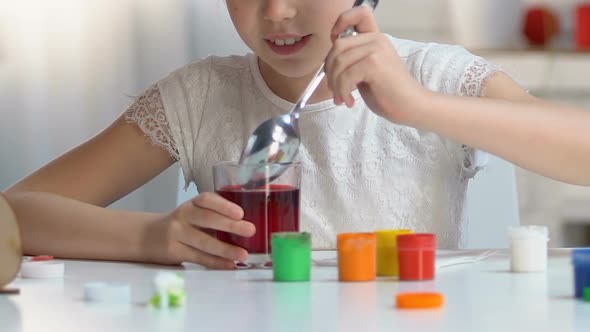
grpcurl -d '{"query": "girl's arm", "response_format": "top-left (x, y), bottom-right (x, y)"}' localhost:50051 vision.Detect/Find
top-left (408, 73), bottom-right (590, 186)
top-left (3, 116), bottom-right (176, 261)
top-left (3, 115), bottom-right (253, 268)
top-left (327, 6), bottom-right (590, 186)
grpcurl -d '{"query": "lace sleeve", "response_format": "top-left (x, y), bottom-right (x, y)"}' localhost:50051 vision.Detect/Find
top-left (458, 59), bottom-right (500, 177)
top-left (124, 85), bottom-right (180, 160)
top-left (459, 60), bottom-right (500, 98)
top-left (408, 41), bottom-right (500, 178)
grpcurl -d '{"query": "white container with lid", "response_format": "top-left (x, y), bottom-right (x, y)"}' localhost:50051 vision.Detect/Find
top-left (508, 226), bottom-right (549, 273)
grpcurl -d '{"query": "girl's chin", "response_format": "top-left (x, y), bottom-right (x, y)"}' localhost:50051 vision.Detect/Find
top-left (261, 58), bottom-right (323, 79)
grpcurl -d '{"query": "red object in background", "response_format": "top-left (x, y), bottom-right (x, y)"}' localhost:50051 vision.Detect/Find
top-left (577, 5), bottom-right (590, 50)
top-left (523, 7), bottom-right (561, 46)
top-left (216, 185), bottom-right (299, 254)
top-left (397, 234), bottom-right (436, 281)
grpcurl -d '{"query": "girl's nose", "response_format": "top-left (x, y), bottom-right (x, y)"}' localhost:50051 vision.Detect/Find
top-left (262, 0), bottom-right (296, 22)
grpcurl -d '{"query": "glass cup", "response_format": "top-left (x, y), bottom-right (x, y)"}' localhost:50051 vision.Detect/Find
top-left (213, 162), bottom-right (301, 268)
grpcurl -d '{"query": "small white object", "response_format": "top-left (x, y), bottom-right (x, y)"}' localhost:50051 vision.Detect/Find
top-left (153, 272), bottom-right (184, 291)
top-left (509, 226), bottom-right (549, 273)
top-left (20, 261), bottom-right (64, 279)
top-left (83, 282), bottom-right (131, 304)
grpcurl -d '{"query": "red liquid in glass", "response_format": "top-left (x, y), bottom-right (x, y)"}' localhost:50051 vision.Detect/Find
top-left (216, 184), bottom-right (300, 254)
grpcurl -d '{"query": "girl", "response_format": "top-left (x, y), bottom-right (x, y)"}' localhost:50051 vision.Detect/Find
top-left (4, 1), bottom-right (590, 269)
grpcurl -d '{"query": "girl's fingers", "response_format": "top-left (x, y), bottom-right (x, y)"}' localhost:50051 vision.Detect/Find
top-left (197, 210), bottom-right (256, 236)
top-left (332, 55), bottom-right (378, 105)
top-left (177, 203), bottom-right (256, 237)
top-left (178, 242), bottom-right (236, 270)
top-left (192, 192), bottom-right (244, 220)
top-left (174, 193), bottom-right (255, 237)
top-left (325, 33), bottom-right (377, 86)
top-left (179, 225), bottom-right (248, 262)
top-left (327, 42), bottom-right (375, 92)
top-left (331, 5), bottom-right (380, 41)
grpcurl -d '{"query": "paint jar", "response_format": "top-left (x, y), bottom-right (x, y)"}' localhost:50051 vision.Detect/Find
top-left (376, 229), bottom-right (413, 277)
top-left (397, 234), bottom-right (436, 281)
top-left (271, 232), bottom-right (311, 282)
top-left (572, 248), bottom-right (590, 299)
top-left (508, 226), bottom-right (549, 273)
top-left (337, 233), bottom-right (376, 282)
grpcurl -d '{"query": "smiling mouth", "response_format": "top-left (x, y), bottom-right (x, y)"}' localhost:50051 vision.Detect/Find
top-left (267, 36), bottom-right (303, 46)
top-left (265, 34), bottom-right (311, 56)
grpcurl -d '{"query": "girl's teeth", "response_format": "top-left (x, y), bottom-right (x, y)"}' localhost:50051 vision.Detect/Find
top-left (272, 36), bottom-right (304, 46)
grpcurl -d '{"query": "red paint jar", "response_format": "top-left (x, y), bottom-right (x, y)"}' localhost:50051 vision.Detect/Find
top-left (577, 5), bottom-right (590, 50)
top-left (397, 234), bottom-right (436, 281)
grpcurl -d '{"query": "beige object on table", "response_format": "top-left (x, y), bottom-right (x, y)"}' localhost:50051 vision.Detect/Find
top-left (0, 193), bottom-right (22, 289)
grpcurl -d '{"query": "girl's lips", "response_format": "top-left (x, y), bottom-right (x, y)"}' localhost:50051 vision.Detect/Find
top-left (265, 34), bottom-right (311, 56)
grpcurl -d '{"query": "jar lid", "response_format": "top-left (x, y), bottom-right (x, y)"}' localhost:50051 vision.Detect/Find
top-left (508, 226), bottom-right (549, 240)
top-left (376, 229), bottom-right (413, 245)
top-left (572, 248), bottom-right (590, 265)
top-left (396, 292), bottom-right (444, 309)
top-left (84, 282), bottom-right (131, 304)
top-left (396, 233), bottom-right (436, 250)
top-left (337, 232), bottom-right (376, 245)
top-left (272, 232), bottom-right (311, 245)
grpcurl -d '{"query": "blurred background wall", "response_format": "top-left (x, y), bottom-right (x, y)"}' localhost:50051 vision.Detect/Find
top-left (1, 0), bottom-right (589, 247)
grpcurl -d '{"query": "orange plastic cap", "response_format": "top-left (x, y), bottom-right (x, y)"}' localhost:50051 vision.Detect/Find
top-left (396, 292), bottom-right (444, 309)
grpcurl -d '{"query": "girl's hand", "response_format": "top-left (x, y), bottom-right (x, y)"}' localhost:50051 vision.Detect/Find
top-left (325, 6), bottom-right (428, 125)
top-left (142, 192), bottom-right (255, 269)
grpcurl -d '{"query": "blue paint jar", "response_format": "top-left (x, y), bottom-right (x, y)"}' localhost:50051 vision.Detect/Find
top-left (572, 248), bottom-right (590, 298)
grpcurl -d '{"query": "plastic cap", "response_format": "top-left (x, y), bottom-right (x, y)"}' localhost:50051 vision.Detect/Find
top-left (572, 248), bottom-right (590, 265)
top-left (397, 234), bottom-right (436, 250)
top-left (396, 292), bottom-right (445, 309)
top-left (20, 261), bottom-right (64, 279)
top-left (84, 282), bottom-right (131, 304)
top-left (508, 226), bottom-right (549, 240)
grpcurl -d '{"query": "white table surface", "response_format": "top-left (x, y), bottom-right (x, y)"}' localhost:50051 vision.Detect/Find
top-left (2, 249), bottom-right (590, 332)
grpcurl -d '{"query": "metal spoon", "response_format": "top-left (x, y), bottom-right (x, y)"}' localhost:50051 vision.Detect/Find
top-left (238, 0), bottom-right (380, 188)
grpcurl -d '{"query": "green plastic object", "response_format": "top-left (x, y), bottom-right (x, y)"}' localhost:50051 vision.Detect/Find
top-left (149, 272), bottom-right (186, 308)
top-left (272, 232), bottom-right (312, 282)
top-left (584, 287), bottom-right (590, 302)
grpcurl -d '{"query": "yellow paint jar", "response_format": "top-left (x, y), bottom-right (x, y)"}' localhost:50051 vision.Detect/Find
top-left (376, 229), bottom-right (413, 277)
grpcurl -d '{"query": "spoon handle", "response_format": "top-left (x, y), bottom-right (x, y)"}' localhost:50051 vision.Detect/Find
top-left (290, 0), bottom-right (379, 116)
top-left (291, 66), bottom-right (326, 114)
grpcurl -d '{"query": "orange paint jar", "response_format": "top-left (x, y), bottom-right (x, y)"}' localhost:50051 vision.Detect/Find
top-left (337, 233), bottom-right (376, 282)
